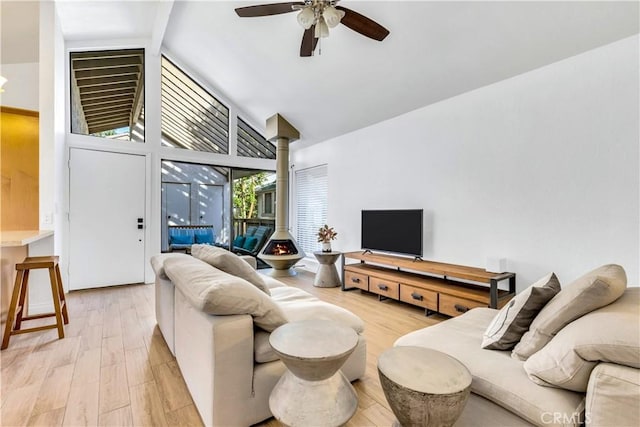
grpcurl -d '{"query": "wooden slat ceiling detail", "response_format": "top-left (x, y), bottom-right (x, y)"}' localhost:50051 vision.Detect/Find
top-left (161, 56), bottom-right (229, 154)
top-left (71, 49), bottom-right (144, 134)
top-left (237, 118), bottom-right (276, 159)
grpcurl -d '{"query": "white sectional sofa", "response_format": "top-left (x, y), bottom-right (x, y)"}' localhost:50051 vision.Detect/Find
top-left (395, 265), bottom-right (640, 427)
top-left (150, 247), bottom-right (366, 427)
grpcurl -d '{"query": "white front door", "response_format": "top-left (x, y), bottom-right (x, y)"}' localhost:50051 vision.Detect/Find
top-left (69, 148), bottom-right (146, 290)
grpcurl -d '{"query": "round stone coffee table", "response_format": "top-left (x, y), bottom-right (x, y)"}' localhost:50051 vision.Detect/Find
top-left (312, 251), bottom-right (341, 287)
top-left (269, 319), bottom-right (358, 427)
top-left (378, 346), bottom-right (472, 427)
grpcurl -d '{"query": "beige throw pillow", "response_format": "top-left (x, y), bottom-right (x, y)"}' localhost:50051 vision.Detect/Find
top-left (512, 264), bottom-right (627, 361)
top-left (524, 288), bottom-right (639, 392)
top-left (481, 273), bottom-right (560, 350)
top-left (164, 256), bottom-right (286, 332)
top-left (191, 244), bottom-right (270, 295)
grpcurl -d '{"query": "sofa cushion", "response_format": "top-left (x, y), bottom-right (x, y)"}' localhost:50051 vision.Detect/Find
top-left (171, 234), bottom-right (193, 245)
top-left (395, 308), bottom-right (585, 427)
top-left (585, 363), bottom-right (640, 427)
top-left (513, 264), bottom-right (626, 361)
top-left (150, 253), bottom-right (192, 280)
top-left (191, 244), bottom-right (270, 295)
top-left (164, 257), bottom-right (286, 331)
top-left (263, 276), bottom-right (288, 289)
top-left (251, 226), bottom-right (272, 251)
top-left (243, 236), bottom-right (259, 252)
top-left (254, 330), bottom-right (279, 363)
top-left (194, 228), bottom-right (215, 244)
top-left (233, 235), bottom-right (246, 248)
top-left (252, 287), bottom-right (365, 364)
top-left (270, 286), bottom-right (365, 334)
top-left (482, 272), bottom-right (560, 350)
top-left (524, 288), bottom-right (640, 392)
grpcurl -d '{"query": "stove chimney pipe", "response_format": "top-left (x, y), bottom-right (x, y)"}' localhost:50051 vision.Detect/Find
top-left (266, 114), bottom-right (300, 233)
top-left (259, 114), bottom-right (305, 276)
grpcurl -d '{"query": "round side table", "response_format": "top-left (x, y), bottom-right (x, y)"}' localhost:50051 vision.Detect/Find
top-left (269, 319), bottom-right (358, 427)
top-left (378, 346), bottom-right (472, 427)
top-left (313, 251), bottom-right (341, 287)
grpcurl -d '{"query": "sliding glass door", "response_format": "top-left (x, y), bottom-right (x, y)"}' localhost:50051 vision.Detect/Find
top-left (161, 161), bottom-right (275, 253)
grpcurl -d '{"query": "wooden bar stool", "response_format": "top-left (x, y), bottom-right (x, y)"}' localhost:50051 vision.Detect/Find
top-left (1, 256), bottom-right (69, 350)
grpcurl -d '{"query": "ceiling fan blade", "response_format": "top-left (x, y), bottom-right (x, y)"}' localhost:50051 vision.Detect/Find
top-left (235, 2), bottom-right (304, 17)
top-left (336, 6), bottom-right (390, 41)
top-left (300, 26), bottom-right (318, 57)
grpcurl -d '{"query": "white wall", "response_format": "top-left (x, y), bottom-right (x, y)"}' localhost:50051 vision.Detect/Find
top-left (28, 1), bottom-right (67, 314)
top-left (291, 35), bottom-right (640, 290)
top-left (0, 62), bottom-right (39, 110)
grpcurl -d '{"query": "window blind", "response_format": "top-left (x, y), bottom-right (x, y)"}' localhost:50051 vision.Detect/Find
top-left (295, 165), bottom-right (328, 256)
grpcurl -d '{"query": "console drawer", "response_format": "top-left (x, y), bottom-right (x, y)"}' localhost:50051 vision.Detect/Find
top-left (344, 270), bottom-right (368, 291)
top-left (439, 294), bottom-right (486, 317)
top-left (369, 276), bottom-right (399, 299)
top-left (400, 284), bottom-right (437, 310)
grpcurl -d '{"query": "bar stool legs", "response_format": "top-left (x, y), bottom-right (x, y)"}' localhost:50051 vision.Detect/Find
top-left (1, 256), bottom-right (69, 350)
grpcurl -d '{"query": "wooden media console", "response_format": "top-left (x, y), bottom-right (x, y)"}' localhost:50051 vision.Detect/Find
top-left (341, 251), bottom-right (516, 316)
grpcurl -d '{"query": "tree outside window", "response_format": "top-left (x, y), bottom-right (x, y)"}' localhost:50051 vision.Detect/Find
top-left (233, 172), bottom-right (267, 219)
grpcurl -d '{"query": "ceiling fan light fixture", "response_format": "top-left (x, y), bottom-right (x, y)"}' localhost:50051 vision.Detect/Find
top-left (322, 5), bottom-right (344, 28)
top-left (315, 16), bottom-right (330, 38)
top-left (235, 0), bottom-right (390, 56)
top-left (297, 7), bottom-right (315, 30)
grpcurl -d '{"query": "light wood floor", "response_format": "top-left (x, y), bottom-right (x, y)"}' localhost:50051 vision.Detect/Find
top-left (0, 269), bottom-right (445, 426)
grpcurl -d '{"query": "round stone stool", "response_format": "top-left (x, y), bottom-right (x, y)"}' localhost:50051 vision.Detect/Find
top-left (378, 346), bottom-right (472, 427)
top-left (269, 319), bottom-right (358, 427)
top-left (312, 251), bottom-right (341, 287)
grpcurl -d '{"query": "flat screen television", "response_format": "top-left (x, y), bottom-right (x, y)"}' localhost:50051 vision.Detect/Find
top-left (361, 209), bottom-right (423, 257)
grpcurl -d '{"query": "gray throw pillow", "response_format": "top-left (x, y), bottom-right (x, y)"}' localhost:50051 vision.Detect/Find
top-left (512, 264), bottom-right (627, 361)
top-left (481, 273), bottom-right (560, 350)
top-left (191, 244), bottom-right (270, 295)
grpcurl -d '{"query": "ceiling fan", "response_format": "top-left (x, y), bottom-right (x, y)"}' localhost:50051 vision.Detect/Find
top-left (235, 1), bottom-right (390, 57)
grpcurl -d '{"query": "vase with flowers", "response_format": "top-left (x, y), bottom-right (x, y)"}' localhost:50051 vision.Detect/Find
top-left (317, 224), bottom-right (337, 253)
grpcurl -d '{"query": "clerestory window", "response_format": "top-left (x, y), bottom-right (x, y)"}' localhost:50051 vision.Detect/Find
top-left (70, 48), bottom-right (145, 141)
top-left (161, 56), bottom-right (229, 154)
top-left (237, 117), bottom-right (276, 159)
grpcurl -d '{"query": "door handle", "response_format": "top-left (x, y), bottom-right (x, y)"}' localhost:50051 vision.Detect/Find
top-left (377, 284), bottom-right (388, 291)
top-left (411, 292), bottom-right (423, 301)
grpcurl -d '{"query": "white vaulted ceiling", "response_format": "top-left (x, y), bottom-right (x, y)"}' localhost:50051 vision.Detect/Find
top-left (54, 1), bottom-right (639, 147)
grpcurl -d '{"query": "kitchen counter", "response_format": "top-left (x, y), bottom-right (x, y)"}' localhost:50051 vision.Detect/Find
top-left (1, 230), bottom-right (54, 247)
